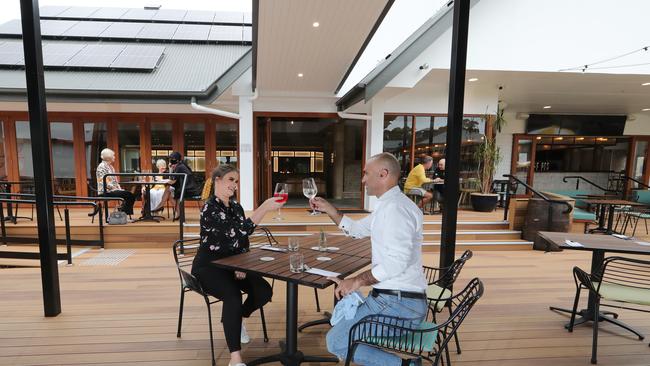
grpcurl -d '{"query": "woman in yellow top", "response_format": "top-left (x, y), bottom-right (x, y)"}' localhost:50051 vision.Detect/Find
top-left (404, 155), bottom-right (434, 209)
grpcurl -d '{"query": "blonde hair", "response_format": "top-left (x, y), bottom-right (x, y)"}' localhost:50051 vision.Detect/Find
top-left (155, 159), bottom-right (167, 170)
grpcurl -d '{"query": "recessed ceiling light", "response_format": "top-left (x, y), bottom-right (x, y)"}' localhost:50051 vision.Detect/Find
top-left (312, 22), bottom-right (320, 27)
top-left (543, 105), bottom-right (552, 109)
top-left (643, 108), bottom-right (650, 111)
top-left (642, 82), bottom-right (650, 86)
top-left (468, 77), bottom-right (478, 82)
top-left (297, 73), bottom-right (303, 78)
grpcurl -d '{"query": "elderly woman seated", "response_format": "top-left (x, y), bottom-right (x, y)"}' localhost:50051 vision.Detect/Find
top-left (147, 159), bottom-right (173, 213)
top-left (96, 148), bottom-right (137, 218)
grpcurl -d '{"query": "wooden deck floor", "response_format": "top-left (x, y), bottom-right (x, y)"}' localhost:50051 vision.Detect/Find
top-left (1, 249), bottom-right (649, 365)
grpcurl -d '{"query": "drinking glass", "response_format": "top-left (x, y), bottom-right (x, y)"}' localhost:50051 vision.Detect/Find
top-left (302, 177), bottom-right (319, 215)
top-left (318, 230), bottom-right (328, 251)
top-left (288, 237), bottom-right (300, 252)
top-left (289, 253), bottom-right (304, 273)
top-left (273, 183), bottom-right (288, 221)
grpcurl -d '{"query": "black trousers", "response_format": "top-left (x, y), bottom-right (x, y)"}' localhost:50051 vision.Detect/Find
top-left (193, 265), bottom-right (273, 352)
top-left (102, 190), bottom-right (136, 215)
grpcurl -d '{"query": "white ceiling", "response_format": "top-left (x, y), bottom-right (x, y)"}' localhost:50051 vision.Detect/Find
top-left (417, 69), bottom-right (650, 115)
top-left (256, 0), bottom-right (389, 94)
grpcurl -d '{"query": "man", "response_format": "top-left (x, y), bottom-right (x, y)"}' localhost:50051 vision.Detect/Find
top-left (167, 151), bottom-right (200, 220)
top-left (403, 155), bottom-right (434, 210)
top-left (310, 152), bottom-right (428, 366)
top-left (432, 158), bottom-right (445, 209)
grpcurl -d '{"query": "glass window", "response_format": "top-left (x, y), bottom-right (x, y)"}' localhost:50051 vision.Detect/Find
top-left (216, 121), bottom-right (238, 168)
top-left (383, 115), bottom-right (413, 177)
top-left (264, 117), bottom-right (364, 208)
top-left (0, 121), bottom-right (8, 181)
top-left (84, 122), bottom-right (107, 190)
top-left (50, 122), bottom-right (76, 195)
top-left (15, 121), bottom-right (33, 193)
top-left (184, 123), bottom-right (206, 187)
top-left (151, 121), bottom-right (173, 169)
top-left (633, 141), bottom-right (648, 188)
top-left (118, 123), bottom-right (140, 181)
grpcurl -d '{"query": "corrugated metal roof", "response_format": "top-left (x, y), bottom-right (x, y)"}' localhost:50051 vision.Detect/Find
top-left (0, 39), bottom-right (250, 94)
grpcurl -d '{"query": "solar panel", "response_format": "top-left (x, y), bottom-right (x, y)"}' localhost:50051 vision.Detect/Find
top-left (57, 7), bottom-right (100, 18)
top-left (39, 6), bottom-right (70, 17)
top-left (41, 20), bottom-right (78, 36)
top-left (172, 24), bottom-right (210, 41)
top-left (66, 44), bottom-right (125, 68)
top-left (101, 22), bottom-right (144, 38)
top-left (213, 11), bottom-right (245, 24)
top-left (152, 9), bottom-right (187, 22)
top-left (208, 25), bottom-right (243, 42)
top-left (42, 43), bottom-right (84, 66)
top-left (0, 41), bottom-right (24, 66)
top-left (87, 7), bottom-right (129, 20)
top-left (63, 21), bottom-right (112, 38)
top-left (137, 23), bottom-right (179, 40)
top-left (120, 8), bottom-right (157, 21)
top-left (0, 20), bottom-right (22, 36)
top-left (183, 10), bottom-right (215, 23)
top-left (110, 45), bottom-right (164, 70)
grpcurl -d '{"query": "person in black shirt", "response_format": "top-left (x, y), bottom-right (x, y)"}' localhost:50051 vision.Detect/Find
top-left (167, 151), bottom-right (200, 220)
top-left (432, 158), bottom-right (446, 209)
top-left (191, 164), bottom-right (284, 366)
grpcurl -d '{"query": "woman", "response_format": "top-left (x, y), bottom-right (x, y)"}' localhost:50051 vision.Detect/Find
top-left (147, 159), bottom-right (173, 212)
top-left (191, 165), bottom-right (285, 366)
top-left (96, 148), bottom-right (137, 218)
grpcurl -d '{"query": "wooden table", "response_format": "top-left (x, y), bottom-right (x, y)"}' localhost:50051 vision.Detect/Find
top-left (212, 234), bottom-right (371, 366)
top-left (539, 231), bottom-right (650, 337)
top-left (583, 199), bottom-right (644, 235)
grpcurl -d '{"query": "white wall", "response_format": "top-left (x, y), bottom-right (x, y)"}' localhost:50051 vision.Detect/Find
top-left (494, 110), bottom-right (525, 180)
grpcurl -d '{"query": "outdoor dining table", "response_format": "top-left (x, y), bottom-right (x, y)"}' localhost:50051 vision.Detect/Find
top-left (583, 199), bottom-right (644, 235)
top-left (0, 180), bottom-right (34, 223)
top-left (539, 231), bottom-right (650, 337)
top-left (211, 233), bottom-right (372, 366)
top-left (122, 177), bottom-right (171, 223)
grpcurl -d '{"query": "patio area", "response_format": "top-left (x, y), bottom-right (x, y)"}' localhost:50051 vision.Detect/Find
top-left (1, 248), bottom-right (649, 365)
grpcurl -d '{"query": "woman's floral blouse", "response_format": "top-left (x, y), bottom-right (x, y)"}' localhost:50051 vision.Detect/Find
top-left (192, 195), bottom-right (256, 268)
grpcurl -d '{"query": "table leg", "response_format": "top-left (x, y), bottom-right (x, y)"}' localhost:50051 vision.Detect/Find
top-left (248, 282), bottom-right (339, 366)
top-left (588, 204), bottom-right (608, 234)
top-left (606, 204), bottom-right (616, 235)
top-left (133, 184), bottom-right (163, 223)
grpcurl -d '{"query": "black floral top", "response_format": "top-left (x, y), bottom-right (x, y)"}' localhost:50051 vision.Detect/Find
top-left (192, 196), bottom-right (256, 269)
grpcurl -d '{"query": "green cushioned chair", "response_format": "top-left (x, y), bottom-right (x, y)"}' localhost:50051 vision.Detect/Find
top-left (548, 189), bottom-right (591, 208)
top-left (631, 189), bottom-right (650, 205)
top-left (573, 208), bottom-right (597, 221)
top-left (422, 250), bottom-right (473, 355)
top-left (569, 256), bottom-right (650, 364)
top-left (345, 279), bottom-right (484, 366)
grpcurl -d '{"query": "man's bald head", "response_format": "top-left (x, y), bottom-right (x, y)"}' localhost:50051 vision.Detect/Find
top-left (368, 152), bottom-right (401, 184)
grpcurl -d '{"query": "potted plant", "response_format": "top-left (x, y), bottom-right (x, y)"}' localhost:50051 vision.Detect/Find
top-left (470, 125), bottom-right (502, 212)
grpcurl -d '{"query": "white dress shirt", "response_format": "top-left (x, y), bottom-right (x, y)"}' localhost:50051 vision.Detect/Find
top-left (339, 185), bottom-right (427, 293)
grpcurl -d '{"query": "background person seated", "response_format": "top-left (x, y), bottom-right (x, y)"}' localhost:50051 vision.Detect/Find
top-left (147, 159), bottom-right (173, 213)
top-left (96, 148), bottom-right (137, 217)
top-left (432, 158), bottom-right (446, 209)
top-left (403, 155), bottom-right (434, 210)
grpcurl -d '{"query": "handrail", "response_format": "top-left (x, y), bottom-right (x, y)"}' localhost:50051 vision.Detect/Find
top-left (617, 175), bottom-right (650, 190)
top-left (562, 175), bottom-right (618, 194)
top-left (102, 172), bottom-right (188, 203)
top-left (0, 198), bottom-right (106, 263)
top-left (503, 175), bottom-right (573, 213)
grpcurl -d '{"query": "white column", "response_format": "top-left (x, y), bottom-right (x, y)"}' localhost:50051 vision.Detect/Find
top-left (238, 96), bottom-right (254, 210)
top-left (365, 97), bottom-right (385, 211)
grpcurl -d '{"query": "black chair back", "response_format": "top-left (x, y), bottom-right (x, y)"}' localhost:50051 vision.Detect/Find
top-left (597, 256), bottom-right (650, 293)
top-left (172, 238), bottom-right (205, 295)
top-left (423, 250), bottom-right (473, 286)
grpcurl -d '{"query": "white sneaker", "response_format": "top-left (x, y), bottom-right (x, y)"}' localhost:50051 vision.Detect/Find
top-left (240, 322), bottom-right (250, 344)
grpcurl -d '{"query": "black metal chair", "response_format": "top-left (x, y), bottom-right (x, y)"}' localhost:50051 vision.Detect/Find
top-left (422, 250), bottom-right (473, 356)
top-left (173, 238), bottom-right (269, 366)
top-left (569, 256), bottom-right (650, 364)
top-left (344, 278), bottom-right (484, 366)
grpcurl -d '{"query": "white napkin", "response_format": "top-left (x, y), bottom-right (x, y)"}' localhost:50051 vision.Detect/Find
top-left (635, 241), bottom-right (650, 246)
top-left (306, 267), bottom-right (341, 277)
top-left (564, 239), bottom-right (584, 248)
top-left (612, 234), bottom-right (630, 240)
top-left (260, 245), bottom-right (287, 252)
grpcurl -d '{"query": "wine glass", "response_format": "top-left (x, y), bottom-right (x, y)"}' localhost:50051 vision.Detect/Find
top-left (302, 178), bottom-right (319, 215)
top-left (273, 183), bottom-right (288, 221)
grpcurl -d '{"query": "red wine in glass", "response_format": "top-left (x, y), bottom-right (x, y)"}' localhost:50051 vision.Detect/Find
top-left (274, 192), bottom-right (288, 203)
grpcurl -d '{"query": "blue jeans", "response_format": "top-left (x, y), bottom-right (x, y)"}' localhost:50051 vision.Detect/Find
top-left (326, 290), bottom-right (428, 366)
